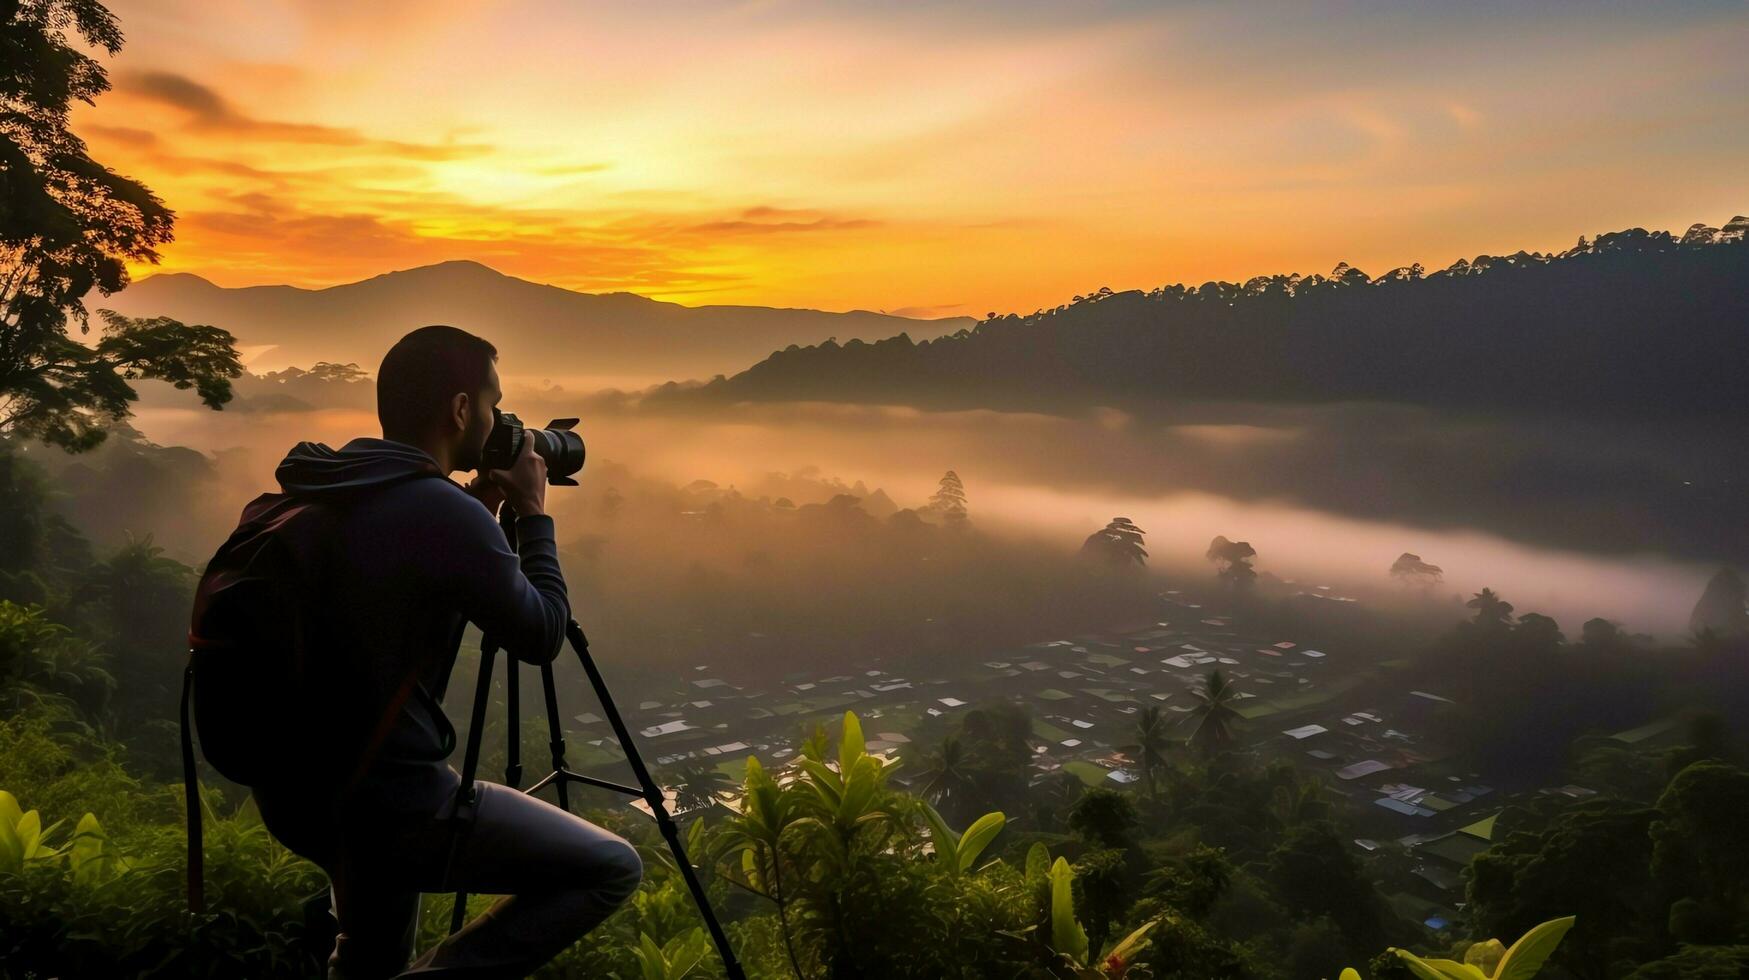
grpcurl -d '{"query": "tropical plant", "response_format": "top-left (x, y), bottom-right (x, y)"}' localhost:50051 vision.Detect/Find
top-left (1033, 847), bottom-right (1157, 979)
top-left (920, 805), bottom-right (1005, 876)
top-left (718, 756), bottom-right (808, 979)
top-left (632, 928), bottom-right (710, 980)
top-left (1120, 705), bottom-right (1173, 798)
top-left (1387, 915), bottom-right (1575, 980)
top-left (667, 762), bottom-right (736, 814)
top-left (1187, 669), bottom-right (1242, 757)
top-left (1467, 588), bottom-right (1515, 626)
top-left (915, 734), bottom-right (979, 807)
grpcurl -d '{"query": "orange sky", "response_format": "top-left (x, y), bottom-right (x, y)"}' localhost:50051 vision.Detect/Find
top-left (82, 0), bottom-right (1749, 317)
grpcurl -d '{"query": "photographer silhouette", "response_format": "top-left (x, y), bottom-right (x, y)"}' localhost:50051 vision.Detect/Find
top-left (188, 325), bottom-right (641, 979)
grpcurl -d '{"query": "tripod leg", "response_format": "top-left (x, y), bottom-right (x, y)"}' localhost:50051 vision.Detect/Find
top-left (563, 621), bottom-right (746, 980)
top-left (504, 654), bottom-right (522, 790)
top-left (448, 639), bottom-right (499, 936)
top-left (539, 662), bottom-right (571, 812)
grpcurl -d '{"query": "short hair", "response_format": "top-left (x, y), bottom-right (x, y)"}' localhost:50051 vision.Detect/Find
top-left (376, 325), bottom-right (498, 437)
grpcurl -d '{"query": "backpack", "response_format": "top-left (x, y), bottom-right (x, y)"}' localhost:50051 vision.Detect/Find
top-left (180, 476), bottom-right (450, 912)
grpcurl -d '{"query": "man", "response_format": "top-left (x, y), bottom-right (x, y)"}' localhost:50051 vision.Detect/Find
top-left (239, 325), bottom-right (642, 978)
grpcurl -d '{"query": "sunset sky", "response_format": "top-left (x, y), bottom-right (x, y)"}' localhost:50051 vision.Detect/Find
top-left (84, 0), bottom-right (1748, 317)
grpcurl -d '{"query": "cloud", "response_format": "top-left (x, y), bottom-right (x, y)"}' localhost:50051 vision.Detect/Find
top-left (119, 70), bottom-right (490, 160)
top-left (687, 206), bottom-right (880, 236)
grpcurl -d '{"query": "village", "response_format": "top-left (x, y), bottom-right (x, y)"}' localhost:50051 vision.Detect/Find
top-left (544, 588), bottom-right (1681, 938)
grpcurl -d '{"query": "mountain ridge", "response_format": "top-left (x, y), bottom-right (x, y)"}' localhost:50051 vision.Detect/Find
top-left (106, 260), bottom-right (976, 380)
top-left (653, 218), bottom-right (1749, 422)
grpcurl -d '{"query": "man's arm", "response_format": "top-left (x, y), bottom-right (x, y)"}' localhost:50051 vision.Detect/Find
top-left (452, 505), bottom-right (570, 665)
top-left (451, 437), bottom-right (568, 664)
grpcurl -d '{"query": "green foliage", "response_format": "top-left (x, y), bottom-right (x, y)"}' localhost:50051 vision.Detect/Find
top-left (1389, 915), bottom-right (1574, 980)
top-left (922, 804), bottom-right (1005, 875)
top-left (1, 1), bottom-right (241, 451)
top-left (634, 928), bottom-right (710, 980)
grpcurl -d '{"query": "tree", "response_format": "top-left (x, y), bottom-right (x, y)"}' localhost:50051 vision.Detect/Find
top-left (1, 2), bottom-right (241, 450)
top-left (1068, 787), bottom-right (1137, 851)
top-left (1514, 613), bottom-right (1564, 650)
top-left (1187, 669), bottom-right (1242, 757)
top-left (1580, 618), bottom-right (1624, 649)
top-left (1650, 761), bottom-right (1749, 937)
top-left (1389, 552), bottom-right (1443, 587)
top-left (1268, 822), bottom-right (1391, 958)
top-left (666, 762), bottom-right (735, 814)
top-left (927, 470), bottom-right (968, 527)
top-left (914, 734), bottom-right (978, 810)
top-left (1467, 587), bottom-right (1515, 627)
top-left (1467, 799), bottom-right (1656, 980)
top-left (1121, 705), bottom-right (1173, 799)
top-left (1205, 536), bottom-right (1257, 588)
top-left (1081, 517), bottom-right (1148, 569)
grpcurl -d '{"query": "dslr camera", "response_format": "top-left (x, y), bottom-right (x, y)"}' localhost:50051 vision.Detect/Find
top-left (480, 409), bottom-right (585, 485)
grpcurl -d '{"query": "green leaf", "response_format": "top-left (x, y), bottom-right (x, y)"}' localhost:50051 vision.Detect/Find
top-left (663, 928), bottom-right (707, 979)
top-left (921, 804), bottom-right (959, 871)
top-left (956, 811), bottom-right (1006, 873)
top-left (0, 791), bottom-right (21, 829)
top-left (1049, 856), bottom-right (1089, 964)
top-left (1494, 916), bottom-right (1575, 980)
top-left (0, 813), bottom-right (21, 873)
top-left (635, 932), bottom-right (667, 980)
top-left (1392, 950), bottom-right (1488, 980)
top-left (1104, 919), bottom-right (1156, 965)
top-left (1025, 841), bottom-right (1051, 883)
top-left (839, 711), bottom-right (865, 772)
top-left (1339, 970), bottom-right (1363, 980)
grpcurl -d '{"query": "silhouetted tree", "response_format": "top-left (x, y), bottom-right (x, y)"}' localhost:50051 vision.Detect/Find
top-left (1467, 587), bottom-right (1515, 626)
top-left (668, 761), bottom-right (736, 813)
top-left (1205, 536), bottom-right (1257, 589)
top-left (915, 734), bottom-right (978, 809)
top-left (1068, 787), bottom-right (1137, 850)
top-left (1080, 517), bottom-right (1147, 569)
top-left (1187, 669), bottom-right (1242, 757)
top-left (1580, 617), bottom-right (1624, 649)
top-left (927, 470), bottom-right (968, 527)
top-left (1389, 552), bottom-right (1443, 587)
top-left (1120, 705), bottom-right (1173, 799)
top-left (0, 2), bottom-right (241, 450)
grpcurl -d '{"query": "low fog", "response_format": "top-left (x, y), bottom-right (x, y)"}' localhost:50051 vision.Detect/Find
top-left (42, 366), bottom-right (1724, 643)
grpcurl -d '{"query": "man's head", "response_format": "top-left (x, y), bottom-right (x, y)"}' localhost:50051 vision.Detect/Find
top-left (377, 325), bottom-right (500, 472)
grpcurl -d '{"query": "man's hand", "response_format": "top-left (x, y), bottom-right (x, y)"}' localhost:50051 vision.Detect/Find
top-left (487, 436), bottom-right (547, 517)
top-left (462, 472), bottom-right (506, 516)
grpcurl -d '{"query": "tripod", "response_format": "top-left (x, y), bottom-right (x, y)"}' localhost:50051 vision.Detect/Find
top-left (443, 509), bottom-right (745, 980)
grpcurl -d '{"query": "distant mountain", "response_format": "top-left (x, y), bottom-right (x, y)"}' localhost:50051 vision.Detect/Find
top-left (104, 260), bottom-right (974, 381)
top-left (655, 219), bottom-right (1749, 422)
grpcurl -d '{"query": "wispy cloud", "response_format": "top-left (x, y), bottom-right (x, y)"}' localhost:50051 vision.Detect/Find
top-left (120, 70), bottom-right (490, 160)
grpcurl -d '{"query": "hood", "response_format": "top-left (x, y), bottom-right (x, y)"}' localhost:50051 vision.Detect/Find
top-left (275, 437), bottom-right (444, 495)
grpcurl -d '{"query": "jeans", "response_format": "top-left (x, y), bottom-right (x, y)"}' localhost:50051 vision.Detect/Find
top-left (256, 778), bottom-right (643, 979)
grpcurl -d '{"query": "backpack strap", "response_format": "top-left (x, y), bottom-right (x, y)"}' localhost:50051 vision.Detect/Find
top-left (180, 652), bottom-right (204, 914)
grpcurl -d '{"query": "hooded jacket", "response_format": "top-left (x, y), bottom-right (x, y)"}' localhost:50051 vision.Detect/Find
top-left (255, 437), bottom-right (568, 820)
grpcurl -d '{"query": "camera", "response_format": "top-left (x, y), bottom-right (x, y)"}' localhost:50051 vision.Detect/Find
top-left (481, 409), bottom-right (585, 485)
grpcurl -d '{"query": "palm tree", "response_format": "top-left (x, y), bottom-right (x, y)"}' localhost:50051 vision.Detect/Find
top-left (915, 735), bottom-right (980, 810)
top-left (1030, 770), bottom-right (1084, 830)
top-left (1186, 669), bottom-right (1242, 758)
top-left (667, 762), bottom-right (736, 814)
top-left (1467, 587), bottom-right (1514, 626)
top-left (719, 758), bottom-right (807, 979)
top-left (1120, 705), bottom-right (1173, 798)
